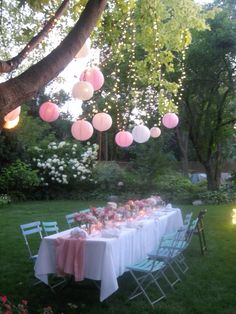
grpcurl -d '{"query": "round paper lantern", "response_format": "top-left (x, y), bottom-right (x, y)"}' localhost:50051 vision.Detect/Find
top-left (75, 38), bottom-right (91, 58)
top-left (4, 106), bottom-right (21, 122)
top-left (3, 116), bottom-right (20, 129)
top-left (72, 81), bottom-right (94, 101)
top-left (92, 113), bottom-right (112, 132)
top-left (150, 127), bottom-right (161, 138)
top-left (162, 113), bottom-right (179, 129)
top-left (71, 120), bottom-right (94, 141)
top-left (80, 67), bottom-right (104, 91)
top-left (132, 125), bottom-right (150, 143)
top-left (115, 131), bottom-right (133, 148)
top-left (39, 101), bottom-right (59, 122)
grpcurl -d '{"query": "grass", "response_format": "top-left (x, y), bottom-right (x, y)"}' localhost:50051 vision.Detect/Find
top-left (0, 200), bottom-right (236, 313)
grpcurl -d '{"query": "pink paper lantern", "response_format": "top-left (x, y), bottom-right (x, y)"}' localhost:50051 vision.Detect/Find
top-left (115, 131), bottom-right (133, 148)
top-left (39, 101), bottom-right (59, 122)
top-left (92, 112), bottom-right (112, 132)
top-left (72, 81), bottom-right (94, 101)
top-left (150, 127), bottom-right (161, 138)
top-left (162, 113), bottom-right (179, 129)
top-left (132, 125), bottom-right (150, 143)
top-left (4, 106), bottom-right (21, 122)
top-left (71, 120), bottom-right (94, 141)
top-left (80, 67), bottom-right (104, 91)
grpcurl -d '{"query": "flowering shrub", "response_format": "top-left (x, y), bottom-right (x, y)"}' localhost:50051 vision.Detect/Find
top-left (0, 295), bottom-right (63, 314)
top-left (30, 141), bottom-right (99, 187)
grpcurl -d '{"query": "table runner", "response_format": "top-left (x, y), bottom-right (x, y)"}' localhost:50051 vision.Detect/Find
top-left (55, 237), bottom-right (85, 281)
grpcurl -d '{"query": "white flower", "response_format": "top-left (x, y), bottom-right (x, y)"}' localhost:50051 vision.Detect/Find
top-left (59, 166), bottom-right (64, 171)
top-left (58, 141), bottom-right (66, 148)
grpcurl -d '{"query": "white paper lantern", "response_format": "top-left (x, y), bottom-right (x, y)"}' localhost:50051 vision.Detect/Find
top-left (72, 81), bottom-right (94, 101)
top-left (150, 127), bottom-right (161, 138)
top-left (75, 38), bottom-right (91, 58)
top-left (132, 125), bottom-right (150, 143)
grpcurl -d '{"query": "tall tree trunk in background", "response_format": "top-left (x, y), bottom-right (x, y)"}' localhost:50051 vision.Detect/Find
top-left (176, 127), bottom-right (189, 176)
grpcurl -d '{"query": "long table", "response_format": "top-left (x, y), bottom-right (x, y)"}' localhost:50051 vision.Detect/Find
top-left (34, 208), bottom-right (183, 301)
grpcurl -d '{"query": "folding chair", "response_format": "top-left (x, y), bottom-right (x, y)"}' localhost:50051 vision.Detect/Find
top-left (20, 221), bottom-right (43, 263)
top-left (194, 209), bottom-right (207, 255)
top-left (148, 220), bottom-right (198, 276)
top-left (183, 212), bottom-right (193, 227)
top-left (65, 213), bottom-right (77, 228)
top-left (42, 221), bottom-right (59, 236)
top-left (126, 258), bottom-right (167, 308)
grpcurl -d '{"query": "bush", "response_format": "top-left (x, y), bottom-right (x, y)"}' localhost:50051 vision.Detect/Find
top-left (0, 160), bottom-right (40, 200)
top-left (28, 141), bottom-right (99, 199)
top-left (0, 194), bottom-right (11, 206)
top-left (154, 173), bottom-right (206, 204)
top-left (198, 186), bottom-right (236, 204)
top-left (93, 161), bottom-right (126, 193)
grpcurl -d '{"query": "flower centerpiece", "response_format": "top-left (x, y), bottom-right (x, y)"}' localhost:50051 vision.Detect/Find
top-left (74, 211), bottom-right (98, 234)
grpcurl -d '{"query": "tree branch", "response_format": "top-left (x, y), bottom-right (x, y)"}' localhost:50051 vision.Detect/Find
top-left (0, 0), bottom-right (107, 120)
top-left (0, 0), bottom-right (70, 73)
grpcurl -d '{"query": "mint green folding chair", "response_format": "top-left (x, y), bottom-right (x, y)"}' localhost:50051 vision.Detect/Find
top-left (65, 213), bottom-right (77, 228)
top-left (126, 258), bottom-right (167, 308)
top-left (20, 221), bottom-right (43, 263)
top-left (42, 221), bottom-right (59, 236)
top-left (149, 218), bottom-right (199, 275)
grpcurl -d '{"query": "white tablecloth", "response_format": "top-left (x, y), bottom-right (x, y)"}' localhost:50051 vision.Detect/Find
top-left (35, 208), bottom-right (183, 301)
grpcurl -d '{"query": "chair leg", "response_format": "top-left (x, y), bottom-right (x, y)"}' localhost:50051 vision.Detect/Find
top-left (128, 271), bottom-right (166, 308)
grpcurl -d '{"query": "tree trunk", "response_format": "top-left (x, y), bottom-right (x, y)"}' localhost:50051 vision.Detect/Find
top-left (0, 0), bottom-right (107, 121)
top-left (202, 145), bottom-right (222, 191)
top-left (203, 160), bottom-right (221, 190)
top-left (176, 127), bottom-right (189, 176)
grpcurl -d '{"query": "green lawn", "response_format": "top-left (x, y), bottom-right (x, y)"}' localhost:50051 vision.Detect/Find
top-left (0, 201), bottom-right (236, 313)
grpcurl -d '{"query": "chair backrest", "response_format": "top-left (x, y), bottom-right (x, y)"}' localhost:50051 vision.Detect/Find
top-left (157, 226), bottom-right (188, 258)
top-left (20, 221), bottom-right (43, 261)
top-left (183, 212), bottom-right (193, 227)
top-left (42, 221), bottom-right (59, 236)
top-left (65, 213), bottom-right (77, 228)
top-left (185, 217), bottom-right (199, 245)
top-left (80, 208), bottom-right (90, 213)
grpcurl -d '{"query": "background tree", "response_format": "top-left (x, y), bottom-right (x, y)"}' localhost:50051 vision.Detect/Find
top-left (180, 3), bottom-right (236, 190)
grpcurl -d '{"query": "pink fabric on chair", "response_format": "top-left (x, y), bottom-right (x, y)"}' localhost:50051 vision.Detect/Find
top-left (55, 237), bottom-right (85, 281)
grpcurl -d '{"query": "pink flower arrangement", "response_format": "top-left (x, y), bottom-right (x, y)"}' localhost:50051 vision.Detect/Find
top-left (74, 212), bottom-right (98, 224)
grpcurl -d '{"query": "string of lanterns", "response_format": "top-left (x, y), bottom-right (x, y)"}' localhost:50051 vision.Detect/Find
top-left (2, 1), bottom-right (182, 149)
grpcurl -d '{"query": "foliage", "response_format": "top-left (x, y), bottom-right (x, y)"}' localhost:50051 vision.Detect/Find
top-left (93, 161), bottom-right (126, 193)
top-left (154, 173), bottom-right (206, 204)
top-left (129, 137), bottom-right (176, 179)
top-left (0, 0), bottom-right (80, 77)
top-left (180, 4), bottom-right (236, 190)
top-left (0, 160), bottom-right (40, 200)
top-left (198, 185), bottom-right (236, 204)
top-left (0, 106), bottom-right (56, 169)
top-left (0, 194), bottom-right (11, 207)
